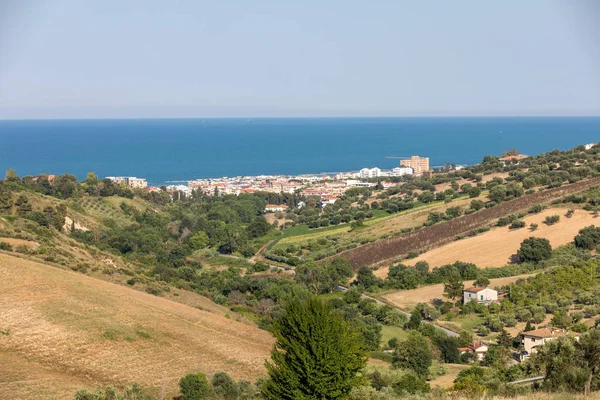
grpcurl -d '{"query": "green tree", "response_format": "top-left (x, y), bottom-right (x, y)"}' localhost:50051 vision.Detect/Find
top-left (179, 372), bottom-right (211, 400)
top-left (212, 371), bottom-right (239, 400)
top-left (517, 237), bottom-right (552, 263)
top-left (247, 216), bottom-right (271, 238)
top-left (392, 332), bottom-right (432, 377)
top-left (189, 231), bottom-right (210, 250)
top-left (262, 297), bottom-right (366, 400)
top-left (4, 168), bottom-right (18, 182)
top-left (443, 275), bottom-right (464, 302)
top-left (574, 225), bottom-right (600, 250)
top-left (473, 277), bottom-right (490, 288)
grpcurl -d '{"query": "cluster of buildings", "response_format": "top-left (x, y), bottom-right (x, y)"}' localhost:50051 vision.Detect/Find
top-left (460, 285), bottom-right (579, 363)
top-left (103, 155), bottom-right (432, 206)
top-left (105, 176), bottom-right (148, 189)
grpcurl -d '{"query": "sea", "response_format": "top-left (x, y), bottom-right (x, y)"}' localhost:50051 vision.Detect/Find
top-left (0, 117), bottom-right (599, 186)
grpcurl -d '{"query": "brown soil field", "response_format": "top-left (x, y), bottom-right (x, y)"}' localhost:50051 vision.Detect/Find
top-left (0, 253), bottom-right (273, 399)
top-left (382, 274), bottom-right (533, 310)
top-left (406, 208), bottom-right (598, 268)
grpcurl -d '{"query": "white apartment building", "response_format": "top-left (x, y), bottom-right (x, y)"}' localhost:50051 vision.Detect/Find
top-left (392, 166), bottom-right (413, 176)
top-left (359, 168), bottom-right (382, 179)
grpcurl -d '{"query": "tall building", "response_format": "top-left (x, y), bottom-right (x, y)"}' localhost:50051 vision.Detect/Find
top-left (400, 156), bottom-right (429, 175)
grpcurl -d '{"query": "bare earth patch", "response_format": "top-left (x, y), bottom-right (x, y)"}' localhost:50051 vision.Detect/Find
top-left (0, 253), bottom-right (273, 399)
top-left (383, 274), bottom-right (534, 311)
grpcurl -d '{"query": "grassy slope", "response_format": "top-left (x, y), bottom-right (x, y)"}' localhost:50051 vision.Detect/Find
top-left (0, 252), bottom-right (273, 399)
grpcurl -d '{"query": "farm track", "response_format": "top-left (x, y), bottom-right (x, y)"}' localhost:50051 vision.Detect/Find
top-left (339, 178), bottom-right (600, 268)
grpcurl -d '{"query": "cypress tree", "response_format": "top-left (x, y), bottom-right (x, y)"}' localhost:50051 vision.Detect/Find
top-left (262, 296), bottom-right (366, 400)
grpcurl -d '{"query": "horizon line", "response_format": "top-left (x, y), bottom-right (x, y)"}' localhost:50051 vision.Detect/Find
top-left (2, 114), bottom-right (600, 122)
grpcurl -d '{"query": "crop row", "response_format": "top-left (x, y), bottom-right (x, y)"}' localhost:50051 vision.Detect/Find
top-left (339, 177), bottom-right (600, 268)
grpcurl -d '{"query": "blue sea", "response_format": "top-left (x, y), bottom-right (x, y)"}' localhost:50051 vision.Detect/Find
top-left (1, 117), bottom-right (599, 186)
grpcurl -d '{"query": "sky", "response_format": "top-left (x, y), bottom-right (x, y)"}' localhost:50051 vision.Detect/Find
top-left (0, 0), bottom-right (599, 119)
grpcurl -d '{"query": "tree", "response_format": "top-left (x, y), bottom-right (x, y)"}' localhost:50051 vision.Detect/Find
top-left (496, 329), bottom-right (512, 348)
top-left (517, 237), bottom-right (552, 263)
top-left (579, 328), bottom-right (600, 395)
top-left (392, 332), bottom-right (432, 377)
top-left (443, 275), bottom-right (464, 302)
top-left (179, 373), bottom-right (211, 400)
top-left (262, 297), bottom-right (366, 400)
top-left (212, 371), bottom-right (239, 400)
top-left (574, 225), bottom-right (600, 250)
top-left (4, 169), bottom-right (18, 182)
top-left (473, 277), bottom-right (490, 288)
top-left (189, 231), bottom-right (210, 250)
top-left (417, 191), bottom-right (435, 204)
top-left (406, 309), bottom-right (422, 330)
top-left (247, 216), bottom-right (271, 238)
top-left (354, 266), bottom-right (382, 290)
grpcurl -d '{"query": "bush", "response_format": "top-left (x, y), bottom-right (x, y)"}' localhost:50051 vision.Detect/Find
top-left (0, 242), bottom-right (13, 251)
top-left (392, 372), bottom-right (430, 395)
top-left (509, 220), bottom-right (526, 229)
top-left (574, 225), bottom-right (600, 250)
top-left (544, 214), bottom-right (560, 225)
top-left (517, 237), bottom-right (552, 263)
top-left (179, 373), bottom-right (211, 400)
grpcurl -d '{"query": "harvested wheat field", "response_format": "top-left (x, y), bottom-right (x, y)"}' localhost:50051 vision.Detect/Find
top-left (406, 208), bottom-right (598, 269)
top-left (0, 253), bottom-right (273, 399)
top-left (383, 274), bottom-right (533, 311)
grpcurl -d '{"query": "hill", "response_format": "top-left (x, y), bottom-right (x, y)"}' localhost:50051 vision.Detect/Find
top-left (0, 252), bottom-right (273, 399)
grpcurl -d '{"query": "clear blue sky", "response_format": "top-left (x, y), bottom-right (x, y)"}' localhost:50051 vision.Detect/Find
top-left (1, 0), bottom-right (599, 118)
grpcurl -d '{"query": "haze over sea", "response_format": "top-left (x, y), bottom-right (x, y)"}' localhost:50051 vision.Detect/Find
top-left (1, 117), bottom-right (599, 186)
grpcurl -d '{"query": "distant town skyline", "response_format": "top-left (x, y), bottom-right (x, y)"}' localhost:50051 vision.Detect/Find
top-left (1, 1), bottom-right (599, 119)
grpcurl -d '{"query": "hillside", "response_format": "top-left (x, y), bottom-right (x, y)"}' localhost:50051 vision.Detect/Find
top-left (0, 252), bottom-right (273, 399)
top-left (405, 207), bottom-right (598, 269)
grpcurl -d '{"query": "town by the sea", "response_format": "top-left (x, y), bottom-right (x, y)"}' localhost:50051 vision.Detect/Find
top-left (1, 117), bottom-right (599, 186)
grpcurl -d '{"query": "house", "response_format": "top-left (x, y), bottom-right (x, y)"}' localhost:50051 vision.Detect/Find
top-left (463, 286), bottom-right (498, 304)
top-left (521, 328), bottom-right (580, 359)
top-left (458, 341), bottom-right (489, 361)
top-left (264, 204), bottom-right (288, 213)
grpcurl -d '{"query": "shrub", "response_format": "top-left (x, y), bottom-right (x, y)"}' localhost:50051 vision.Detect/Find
top-left (179, 373), bottom-right (211, 400)
top-left (509, 220), bottom-right (526, 229)
top-left (392, 372), bottom-right (430, 395)
top-left (530, 223), bottom-right (539, 231)
top-left (0, 242), bottom-right (13, 251)
top-left (574, 225), bottom-right (600, 250)
top-left (544, 214), bottom-right (560, 225)
top-left (517, 237), bottom-right (552, 263)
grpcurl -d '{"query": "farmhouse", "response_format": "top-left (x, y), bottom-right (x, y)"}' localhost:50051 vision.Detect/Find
top-left (264, 204), bottom-right (288, 213)
top-left (463, 286), bottom-right (498, 304)
top-left (521, 328), bottom-right (580, 359)
top-left (458, 341), bottom-right (489, 361)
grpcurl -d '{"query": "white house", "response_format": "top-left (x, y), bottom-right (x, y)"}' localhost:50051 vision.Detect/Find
top-left (521, 328), bottom-right (580, 358)
top-left (458, 341), bottom-right (489, 361)
top-left (463, 286), bottom-right (498, 304)
top-left (585, 143), bottom-right (598, 150)
top-left (264, 204), bottom-right (288, 213)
